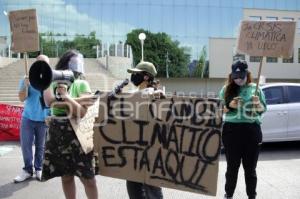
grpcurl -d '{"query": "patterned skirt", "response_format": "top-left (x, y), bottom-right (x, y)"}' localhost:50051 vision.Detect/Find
top-left (42, 118), bottom-right (98, 181)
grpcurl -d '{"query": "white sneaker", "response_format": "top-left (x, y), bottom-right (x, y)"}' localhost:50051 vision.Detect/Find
top-left (36, 170), bottom-right (42, 181)
top-left (14, 170), bottom-right (32, 183)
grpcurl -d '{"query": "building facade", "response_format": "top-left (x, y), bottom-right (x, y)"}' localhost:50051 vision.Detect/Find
top-left (210, 8), bottom-right (300, 81)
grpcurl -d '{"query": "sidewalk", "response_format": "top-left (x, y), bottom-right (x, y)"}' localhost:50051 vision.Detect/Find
top-left (0, 142), bottom-right (300, 199)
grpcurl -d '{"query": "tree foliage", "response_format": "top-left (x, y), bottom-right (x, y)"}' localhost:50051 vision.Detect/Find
top-left (27, 29), bottom-right (191, 78)
top-left (28, 31), bottom-right (101, 58)
top-left (126, 29), bottom-right (190, 77)
top-left (193, 46), bottom-right (207, 78)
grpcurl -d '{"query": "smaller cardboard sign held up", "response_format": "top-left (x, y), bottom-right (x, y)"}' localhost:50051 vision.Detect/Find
top-left (9, 9), bottom-right (39, 53)
top-left (70, 98), bottom-right (100, 154)
top-left (237, 20), bottom-right (296, 58)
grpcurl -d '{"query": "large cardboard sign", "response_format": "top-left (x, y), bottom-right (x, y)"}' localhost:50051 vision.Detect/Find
top-left (237, 20), bottom-right (296, 58)
top-left (94, 93), bottom-right (222, 196)
top-left (8, 9), bottom-right (39, 53)
top-left (0, 104), bottom-right (23, 141)
top-left (70, 98), bottom-right (100, 154)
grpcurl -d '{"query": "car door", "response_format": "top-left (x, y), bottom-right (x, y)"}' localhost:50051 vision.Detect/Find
top-left (261, 86), bottom-right (288, 142)
top-left (286, 86), bottom-right (300, 140)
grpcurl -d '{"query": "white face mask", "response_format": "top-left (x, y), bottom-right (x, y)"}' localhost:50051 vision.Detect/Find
top-left (234, 76), bottom-right (247, 86)
top-left (68, 54), bottom-right (84, 74)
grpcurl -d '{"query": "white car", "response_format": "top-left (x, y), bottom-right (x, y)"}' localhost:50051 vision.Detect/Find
top-left (261, 83), bottom-right (300, 142)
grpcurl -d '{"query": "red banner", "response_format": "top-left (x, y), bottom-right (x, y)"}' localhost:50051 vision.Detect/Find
top-left (0, 104), bottom-right (23, 141)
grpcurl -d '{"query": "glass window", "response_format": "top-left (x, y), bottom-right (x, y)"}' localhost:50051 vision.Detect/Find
top-left (266, 57), bottom-right (278, 63)
top-left (266, 16), bottom-right (278, 21)
top-left (282, 17), bottom-right (294, 21)
top-left (249, 16), bottom-right (261, 21)
top-left (283, 56), bottom-right (294, 63)
top-left (287, 86), bottom-right (300, 103)
top-left (250, 56), bottom-right (262, 62)
top-left (263, 86), bottom-right (285, 105)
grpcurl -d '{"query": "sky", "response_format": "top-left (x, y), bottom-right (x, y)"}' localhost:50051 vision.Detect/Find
top-left (1, 0), bottom-right (300, 59)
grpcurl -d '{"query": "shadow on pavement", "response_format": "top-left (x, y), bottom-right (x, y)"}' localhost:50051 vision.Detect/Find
top-left (0, 179), bottom-right (32, 198)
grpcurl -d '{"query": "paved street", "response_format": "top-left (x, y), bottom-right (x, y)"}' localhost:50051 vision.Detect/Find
top-left (0, 141), bottom-right (300, 199)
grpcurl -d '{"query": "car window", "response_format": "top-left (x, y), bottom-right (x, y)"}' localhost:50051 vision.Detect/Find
top-left (263, 86), bottom-right (284, 105)
top-left (287, 86), bottom-right (300, 103)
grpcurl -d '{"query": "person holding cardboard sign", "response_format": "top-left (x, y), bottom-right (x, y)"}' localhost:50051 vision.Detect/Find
top-left (42, 50), bottom-right (98, 199)
top-left (126, 61), bottom-right (164, 199)
top-left (14, 55), bottom-right (50, 183)
top-left (219, 60), bottom-right (267, 199)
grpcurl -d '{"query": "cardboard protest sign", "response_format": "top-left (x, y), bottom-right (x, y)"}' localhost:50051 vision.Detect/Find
top-left (8, 9), bottom-right (39, 53)
top-left (0, 104), bottom-right (23, 141)
top-left (94, 92), bottom-right (222, 196)
top-left (237, 20), bottom-right (296, 58)
top-left (70, 98), bottom-right (100, 154)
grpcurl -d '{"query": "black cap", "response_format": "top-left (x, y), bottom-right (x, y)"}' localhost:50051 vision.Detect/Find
top-left (231, 60), bottom-right (248, 79)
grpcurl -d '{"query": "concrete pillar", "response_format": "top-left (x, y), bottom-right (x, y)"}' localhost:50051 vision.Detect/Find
top-left (107, 42), bottom-right (110, 56)
top-left (106, 55), bottom-right (109, 70)
top-left (8, 45), bottom-right (11, 58)
top-left (129, 46), bottom-right (132, 58)
top-left (121, 43), bottom-right (124, 57)
top-left (96, 45), bottom-right (99, 58)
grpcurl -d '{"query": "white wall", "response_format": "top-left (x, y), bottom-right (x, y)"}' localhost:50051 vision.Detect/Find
top-left (209, 38), bottom-right (236, 78)
top-left (159, 78), bottom-right (225, 97)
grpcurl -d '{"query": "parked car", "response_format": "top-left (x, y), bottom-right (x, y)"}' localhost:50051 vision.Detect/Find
top-left (261, 83), bottom-right (300, 142)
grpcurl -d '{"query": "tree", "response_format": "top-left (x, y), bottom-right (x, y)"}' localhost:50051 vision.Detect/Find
top-left (72, 31), bottom-right (101, 58)
top-left (194, 46), bottom-right (207, 78)
top-left (126, 29), bottom-right (190, 77)
top-left (31, 31), bottom-right (101, 58)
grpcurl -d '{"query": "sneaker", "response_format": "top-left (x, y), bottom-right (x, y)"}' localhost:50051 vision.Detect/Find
top-left (36, 170), bottom-right (42, 181)
top-left (14, 170), bottom-right (32, 183)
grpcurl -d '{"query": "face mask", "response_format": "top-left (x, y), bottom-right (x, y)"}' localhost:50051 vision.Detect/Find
top-left (130, 73), bottom-right (144, 86)
top-left (234, 77), bottom-right (247, 86)
top-left (68, 54), bottom-right (84, 74)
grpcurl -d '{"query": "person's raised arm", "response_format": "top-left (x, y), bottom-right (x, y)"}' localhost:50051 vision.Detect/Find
top-left (18, 77), bottom-right (29, 102)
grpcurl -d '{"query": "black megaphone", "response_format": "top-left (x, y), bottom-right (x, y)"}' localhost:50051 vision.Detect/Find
top-left (29, 60), bottom-right (74, 91)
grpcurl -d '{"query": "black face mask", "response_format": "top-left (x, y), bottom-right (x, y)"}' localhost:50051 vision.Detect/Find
top-left (130, 73), bottom-right (144, 86)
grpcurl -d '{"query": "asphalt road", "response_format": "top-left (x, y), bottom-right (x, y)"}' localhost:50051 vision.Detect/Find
top-left (0, 141), bottom-right (299, 199)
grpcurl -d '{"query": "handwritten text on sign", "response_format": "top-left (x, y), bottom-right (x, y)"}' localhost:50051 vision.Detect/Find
top-left (9, 9), bottom-right (39, 52)
top-left (0, 104), bottom-right (23, 141)
top-left (237, 20), bottom-right (296, 58)
top-left (94, 93), bottom-right (222, 196)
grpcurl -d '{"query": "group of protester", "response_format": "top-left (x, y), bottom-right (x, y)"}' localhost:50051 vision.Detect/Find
top-left (13, 49), bottom-right (266, 199)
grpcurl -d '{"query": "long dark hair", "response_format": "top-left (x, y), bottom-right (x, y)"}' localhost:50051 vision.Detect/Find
top-left (224, 71), bottom-right (253, 104)
top-left (55, 49), bottom-right (83, 79)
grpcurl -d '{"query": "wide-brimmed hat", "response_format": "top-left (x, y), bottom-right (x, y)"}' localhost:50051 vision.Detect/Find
top-left (127, 61), bottom-right (157, 77)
